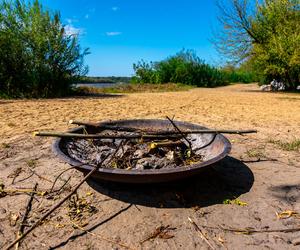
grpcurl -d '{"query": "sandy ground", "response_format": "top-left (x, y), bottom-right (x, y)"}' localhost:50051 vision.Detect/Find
top-left (0, 84), bottom-right (300, 249)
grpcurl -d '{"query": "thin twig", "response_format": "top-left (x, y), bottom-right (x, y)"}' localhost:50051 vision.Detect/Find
top-left (70, 120), bottom-right (257, 135)
top-left (69, 120), bottom-right (142, 133)
top-left (52, 176), bottom-right (71, 195)
top-left (191, 224), bottom-right (300, 235)
top-left (49, 166), bottom-right (76, 193)
top-left (27, 168), bottom-right (53, 183)
top-left (220, 225), bottom-right (300, 234)
top-left (13, 173), bottom-right (34, 184)
top-left (194, 133), bottom-right (218, 151)
top-left (188, 217), bottom-right (216, 250)
top-left (70, 220), bottom-right (135, 250)
top-left (166, 116), bottom-right (193, 150)
top-left (34, 131), bottom-right (181, 140)
top-left (4, 153), bottom-right (111, 250)
top-left (15, 183), bottom-right (38, 250)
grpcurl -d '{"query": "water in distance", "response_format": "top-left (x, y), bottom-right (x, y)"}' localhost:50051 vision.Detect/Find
top-left (76, 82), bottom-right (128, 88)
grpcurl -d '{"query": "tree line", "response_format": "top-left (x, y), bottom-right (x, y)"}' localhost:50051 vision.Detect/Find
top-left (0, 0), bottom-right (298, 98)
top-left (132, 49), bottom-right (257, 87)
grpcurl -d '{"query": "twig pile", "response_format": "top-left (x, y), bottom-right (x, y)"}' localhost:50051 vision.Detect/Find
top-left (66, 134), bottom-right (203, 170)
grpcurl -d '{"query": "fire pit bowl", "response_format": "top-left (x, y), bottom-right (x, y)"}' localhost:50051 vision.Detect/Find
top-left (53, 119), bottom-right (231, 183)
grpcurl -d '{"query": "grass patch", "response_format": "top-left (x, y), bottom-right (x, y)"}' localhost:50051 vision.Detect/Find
top-left (268, 139), bottom-right (300, 152)
top-left (75, 83), bottom-right (195, 95)
top-left (245, 148), bottom-right (266, 158)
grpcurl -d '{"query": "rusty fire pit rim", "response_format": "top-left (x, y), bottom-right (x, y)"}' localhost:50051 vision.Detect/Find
top-left (52, 118), bottom-right (232, 175)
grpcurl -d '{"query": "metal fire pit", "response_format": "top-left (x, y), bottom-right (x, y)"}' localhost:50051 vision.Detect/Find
top-left (53, 119), bottom-right (231, 183)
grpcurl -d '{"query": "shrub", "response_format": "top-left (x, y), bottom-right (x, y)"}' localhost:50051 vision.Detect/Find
top-left (132, 50), bottom-right (255, 87)
top-left (0, 0), bottom-right (89, 98)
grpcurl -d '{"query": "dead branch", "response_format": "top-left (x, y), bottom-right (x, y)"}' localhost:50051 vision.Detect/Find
top-left (15, 183), bottom-right (38, 250)
top-left (196, 224), bottom-right (300, 235)
top-left (220, 225), bottom-right (300, 234)
top-left (69, 119), bottom-right (257, 135)
top-left (4, 153), bottom-right (111, 250)
top-left (69, 120), bottom-right (142, 133)
top-left (188, 217), bottom-right (216, 250)
top-left (50, 204), bottom-right (133, 249)
top-left (70, 220), bottom-right (135, 250)
top-left (49, 166), bottom-right (76, 193)
top-left (149, 140), bottom-right (184, 149)
top-left (33, 131), bottom-right (181, 140)
top-left (166, 116), bottom-right (192, 150)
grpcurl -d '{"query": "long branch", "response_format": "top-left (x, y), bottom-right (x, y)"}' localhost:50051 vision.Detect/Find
top-left (4, 154), bottom-right (110, 250)
top-left (68, 120), bottom-right (257, 135)
top-left (34, 129), bottom-right (257, 139)
top-left (33, 131), bottom-right (181, 139)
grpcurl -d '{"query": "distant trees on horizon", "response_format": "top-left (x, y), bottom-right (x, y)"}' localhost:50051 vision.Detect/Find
top-left (132, 49), bottom-right (256, 87)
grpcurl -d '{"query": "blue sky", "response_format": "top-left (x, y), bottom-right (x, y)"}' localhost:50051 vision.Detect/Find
top-left (39, 0), bottom-right (222, 76)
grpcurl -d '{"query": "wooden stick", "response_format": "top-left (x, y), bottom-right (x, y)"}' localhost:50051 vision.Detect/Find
top-left (33, 131), bottom-right (181, 139)
top-left (220, 225), bottom-right (300, 234)
top-left (70, 220), bottom-right (135, 250)
top-left (166, 116), bottom-right (193, 150)
top-left (69, 120), bottom-right (142, 133)
top-left (153, 129), bottom-right (257, 135)
top-left (15, 183), bottom-right (38, 250)
top-left (69, 119), bottom-right (257, 135)
top-left (69, 120), bottom-right (99, 127)
top-left (34, 129), bottom-right (257, 140)
top-left (150, 140), bottom-right (183, 149)
top-left (188, 217), bottom-right (216, 250)
top-left (4, 154), bottom-right (111, 250)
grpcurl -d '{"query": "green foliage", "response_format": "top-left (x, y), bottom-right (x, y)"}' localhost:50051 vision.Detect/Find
top-left (133, 50), bottom-right (233, 87)
top-left (215, 0), bottom-right (300, 90)
top-left (252, 0), bottom-right (300, 89)
top-left (0, 0), bottom-right (89, 98)
top-left (221, 64), bottom-right (258, 83)
top-left (133, 50), bottom-right (256, 87)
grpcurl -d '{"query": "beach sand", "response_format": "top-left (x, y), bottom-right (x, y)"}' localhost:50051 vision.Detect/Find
top-left (1, 84), bottom-right (300, 249)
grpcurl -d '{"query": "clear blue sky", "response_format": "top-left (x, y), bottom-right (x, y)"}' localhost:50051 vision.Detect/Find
top-left (39, 0), bottom-right (222, 76)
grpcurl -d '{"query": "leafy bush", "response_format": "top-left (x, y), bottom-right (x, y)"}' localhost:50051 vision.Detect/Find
top-left (133, 50), bottom-right (255, 87)
top-left (0, 0), bottom-right (89, 98)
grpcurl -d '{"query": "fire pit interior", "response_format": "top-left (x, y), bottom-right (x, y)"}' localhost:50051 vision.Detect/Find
top-left (53, 119), bottom-right (231, 183)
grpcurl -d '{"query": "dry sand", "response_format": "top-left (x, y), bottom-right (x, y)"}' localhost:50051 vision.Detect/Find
top-left (0, 84), bottom-right (300, 249)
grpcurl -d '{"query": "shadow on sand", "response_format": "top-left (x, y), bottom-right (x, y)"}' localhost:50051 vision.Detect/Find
top-left (87, 156), bottom-right (254, 208)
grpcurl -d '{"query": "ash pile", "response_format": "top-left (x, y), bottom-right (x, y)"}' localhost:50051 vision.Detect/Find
top-left (65, 131), bottom-right (207, 170)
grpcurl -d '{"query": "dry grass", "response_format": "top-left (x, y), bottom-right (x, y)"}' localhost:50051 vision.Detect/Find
top-left (268, 138), bottom-right (300, 152)
top-left (75, 83), bottom-right (194, 94)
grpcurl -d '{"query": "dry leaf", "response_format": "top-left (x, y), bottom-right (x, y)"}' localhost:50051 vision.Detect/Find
top-left (276, 210), bottom-right (300, 219)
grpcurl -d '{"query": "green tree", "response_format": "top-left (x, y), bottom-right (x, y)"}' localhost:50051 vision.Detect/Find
top-left (0, 0), bottom-right (89, 98)
top-left (214, 0), bottom-right (300, 89)
top-left (132, 49), bottom-right (229, 87)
